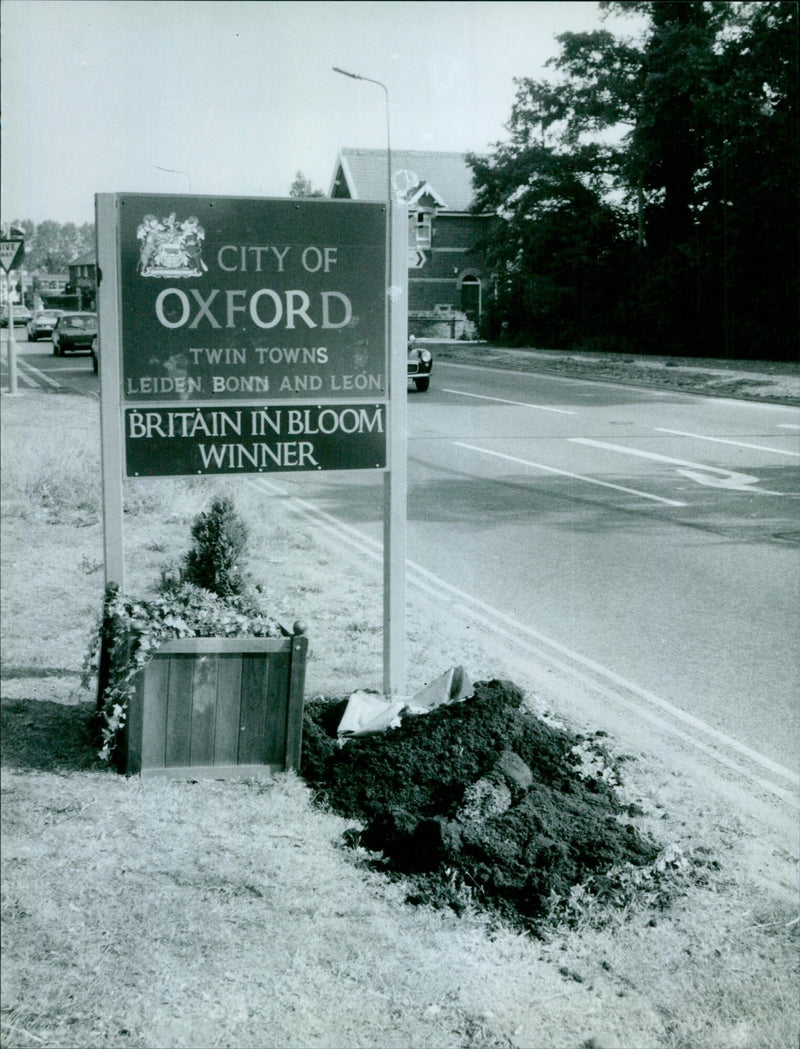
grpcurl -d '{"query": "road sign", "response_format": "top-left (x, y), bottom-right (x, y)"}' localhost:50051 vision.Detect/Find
top-left (0, 238), bottom-right (25, 273)
top-left (124, 402), bottom-right (387, 476)
top-left (408, 248), bottom-right (427, 269)
top-left (115, 194), bottom-right (387, 405)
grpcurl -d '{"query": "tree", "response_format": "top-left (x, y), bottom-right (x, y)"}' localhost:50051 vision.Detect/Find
top-left (470, 1), bottom-right (798, 359)
top-left (699, 1), bottom-right (799, 357)
top-left (11, 220), bottom-right (96, 272)
top-left (470, 142), bottom-right (635, 347)
top-left (288, 171), bottom-right (325, 198)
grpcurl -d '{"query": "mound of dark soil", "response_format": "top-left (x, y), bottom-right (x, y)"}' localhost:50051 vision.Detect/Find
top-left (301, 681), bottom-right (659, 933)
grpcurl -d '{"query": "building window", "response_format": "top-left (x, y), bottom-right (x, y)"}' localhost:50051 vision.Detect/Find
top-left (416, 212), bottom-right (432, 248)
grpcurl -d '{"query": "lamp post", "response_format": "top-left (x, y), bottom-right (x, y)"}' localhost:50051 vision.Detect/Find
top-left (332, 68), bottom-right (391, 208)
top-left (156, 166), bottom-right (193, 193)
top-left (333, 66), bottom-right (406, 698)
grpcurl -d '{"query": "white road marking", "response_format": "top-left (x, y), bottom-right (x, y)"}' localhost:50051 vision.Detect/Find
top-left (444, 600), bottom-right (799, 805)
top-left (17, 358), bottom-right (62, 388)
top-left (571, 437), bottom-right (785, 494)
top-left (454, 441), bottom-right (686, 506)
top-left (441, 387), bottom-right (576, 415)
top-left (247, 476), bottom-right (799, 803)
top-left (777, 424), bottom-right (800, 431)
top-left (655, 427), bottom-right (800, 457)
top-left (14, 369), bottom-right (39, 387)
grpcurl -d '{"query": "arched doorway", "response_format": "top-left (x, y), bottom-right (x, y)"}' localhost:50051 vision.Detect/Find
top-left (459, 273), bottom-right (481, 321)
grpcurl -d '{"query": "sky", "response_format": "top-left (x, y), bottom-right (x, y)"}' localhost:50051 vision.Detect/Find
top-left (1, 1), bottom-right (645, 226)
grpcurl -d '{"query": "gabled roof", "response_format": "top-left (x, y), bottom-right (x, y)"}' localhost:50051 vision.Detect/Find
top-left (69, 251), bottom-right (96, 267)
top-left (407, 181), bottom-right (448, 208)
top-left (330, 149), bottom-right (479, 211)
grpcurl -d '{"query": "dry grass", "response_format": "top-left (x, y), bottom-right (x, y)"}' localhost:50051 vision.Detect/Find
top-left (2, 389), bottom-right (798, 1049)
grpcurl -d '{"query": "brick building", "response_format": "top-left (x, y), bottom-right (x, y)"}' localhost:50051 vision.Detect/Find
top-left (67, 251), bottom-right (97, 310)
top-left (329, 149), bottom-right (493, 337)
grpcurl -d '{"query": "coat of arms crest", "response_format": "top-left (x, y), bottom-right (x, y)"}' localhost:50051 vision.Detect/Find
top-left (136, 213), bottom-right (208, 277)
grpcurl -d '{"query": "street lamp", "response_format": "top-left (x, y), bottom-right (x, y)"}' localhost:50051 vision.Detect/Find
top-left (333, 65), bottom-right (406, 698)
top-left (332, 67), bottom-right (391, 206)
top-left (156, 166), bottom-right (193, 193)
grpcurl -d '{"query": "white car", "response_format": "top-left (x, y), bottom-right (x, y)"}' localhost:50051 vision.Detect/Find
top-left (27, 309), bottom-right (62, 341)
top-left (2, 304), bottom-right (32, 326)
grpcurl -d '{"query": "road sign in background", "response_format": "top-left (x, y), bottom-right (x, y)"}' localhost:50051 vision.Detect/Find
top-left (0, 238), bottom-right (25, 273)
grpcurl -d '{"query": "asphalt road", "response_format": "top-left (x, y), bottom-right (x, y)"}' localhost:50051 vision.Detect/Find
top-left (1, 328), bottom-right (98, 397)
top-left (269, 359), bottom-right (800, 784)
top-left (5, 332), bottom-right (799, 788)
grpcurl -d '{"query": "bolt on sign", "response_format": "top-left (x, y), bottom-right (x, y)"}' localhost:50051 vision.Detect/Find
top-left (111, 194), bottom-right (387, 477)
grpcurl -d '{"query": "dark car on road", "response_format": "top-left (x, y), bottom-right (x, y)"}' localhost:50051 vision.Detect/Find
top-left (407, 336), bottom-right (433, 392)
top-left (27, 309), bottom-right (62, 341)
top-left (51, 312), bottom-right (97, 356)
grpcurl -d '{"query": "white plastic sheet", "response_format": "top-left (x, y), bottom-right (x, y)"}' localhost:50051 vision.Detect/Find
top-left (337, 666), bottom-right (473, 737)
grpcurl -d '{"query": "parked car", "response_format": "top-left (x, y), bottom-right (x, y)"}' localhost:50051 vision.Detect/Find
top-left (51, 312), bottom-right (97, 356)
top-left (407, 335), bottom-right (433, 392)
top-left (0, 304), bottom-right (32, 326)
top-left (26, 309), bottom-right (62, 341)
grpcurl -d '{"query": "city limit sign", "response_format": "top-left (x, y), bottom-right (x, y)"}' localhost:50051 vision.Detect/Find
top-left (118, 194), bottom-right (387, 404)
top-left (100, 193), bottom-right (389, 478)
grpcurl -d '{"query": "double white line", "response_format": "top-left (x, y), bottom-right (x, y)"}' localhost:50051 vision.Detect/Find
top-left (248, 476), bottom-right (799, 807)
top-left (12, 357), bottom-right (63, 389)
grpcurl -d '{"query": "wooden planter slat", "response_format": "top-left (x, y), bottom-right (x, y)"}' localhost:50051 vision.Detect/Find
top-left (190, 654), bottom-right (218, 766)
top-left (165, 656), bottom-right (194, 767)
top-left (214, 656), bottom-right (244, 765)
top-left (110, 630), bottom-right (308, 778)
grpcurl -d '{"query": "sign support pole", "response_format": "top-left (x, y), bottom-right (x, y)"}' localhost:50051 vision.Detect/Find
top-left (383, 203), bottom-right (408, 697)
top-left (96, 194), bottom-right (126, 591)
top-left (1, 233), bottom-right (26, 395)
top-left (6, 291), bottom-right (18, 395)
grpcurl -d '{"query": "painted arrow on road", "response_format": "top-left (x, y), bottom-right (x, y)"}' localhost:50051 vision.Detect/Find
top-left (675, 468), bottom-right (761, 490)
top-left (570, 438), bottom-right (787, 495)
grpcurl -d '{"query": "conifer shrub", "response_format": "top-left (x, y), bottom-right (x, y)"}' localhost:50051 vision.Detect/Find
top-left (180, 495), bottom-right (250, 598)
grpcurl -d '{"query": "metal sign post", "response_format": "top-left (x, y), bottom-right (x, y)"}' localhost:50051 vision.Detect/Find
top-left (1, 232), bottom-right (25, 396)
top-left (96, 195), bottom-right (126, 590)
top-left (330, 66), bottom-right (408, 697)
top-left (384, 203), bottom-right (408, 698)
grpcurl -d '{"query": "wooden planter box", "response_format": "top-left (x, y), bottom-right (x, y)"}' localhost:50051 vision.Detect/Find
top-left (107, 626), bottom-right (308, 779)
